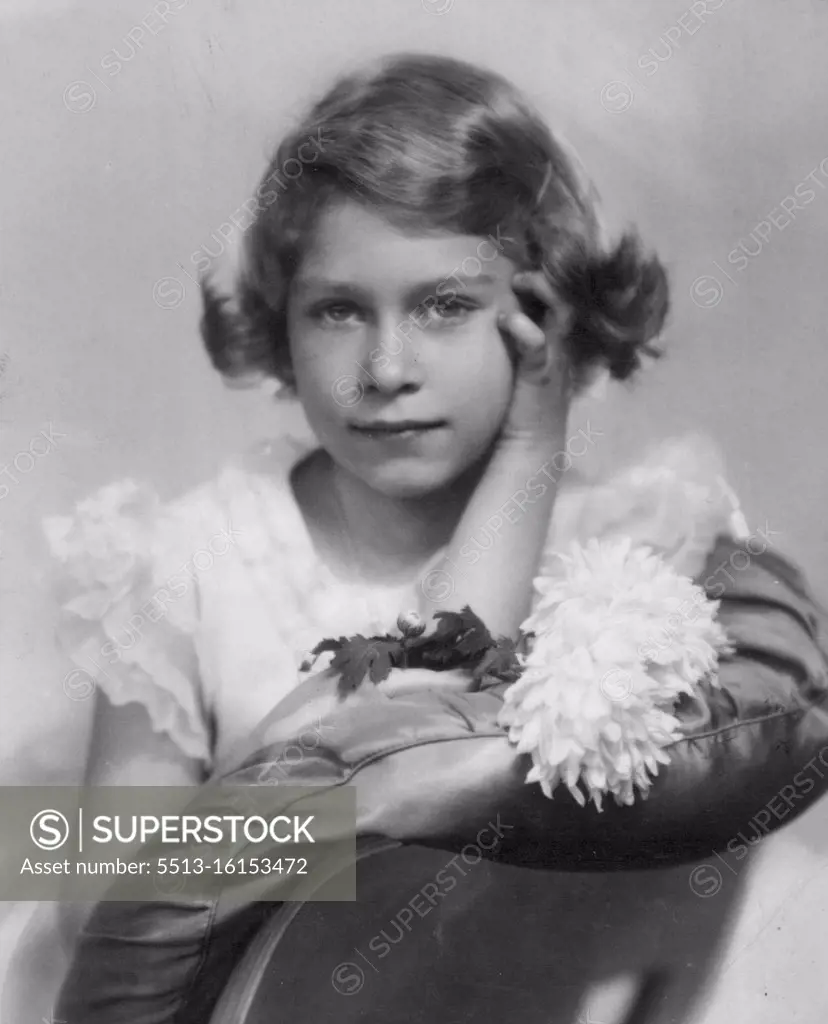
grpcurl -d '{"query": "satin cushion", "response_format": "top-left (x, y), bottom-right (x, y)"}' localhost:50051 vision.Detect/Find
top-left (221, 535), bottom-right (828, 867)
top-left (56, 536), bottom-right (828, 1023)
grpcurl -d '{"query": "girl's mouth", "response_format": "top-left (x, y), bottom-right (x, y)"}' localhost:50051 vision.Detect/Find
top-left (348, 419), bottom-right (448, 441)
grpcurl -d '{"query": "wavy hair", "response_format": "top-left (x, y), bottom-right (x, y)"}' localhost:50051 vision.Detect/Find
top-left (200, 53), bottom-right (668, 391)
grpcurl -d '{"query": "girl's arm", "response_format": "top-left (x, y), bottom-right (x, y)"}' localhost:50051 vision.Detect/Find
top-left (423, 438), bottom-right (562, 639)
top-left (58, 695), bottom-right (204, 949)
top-left (418, 272), bottom-right (572, 640)
top-left (83, 694), bottom-right (205, 788)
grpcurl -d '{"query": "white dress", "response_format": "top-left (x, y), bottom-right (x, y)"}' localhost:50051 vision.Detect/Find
top-left (43, 420), bottom-right (748, 776)
top-left (19, 425), bottom-right (753, 1024)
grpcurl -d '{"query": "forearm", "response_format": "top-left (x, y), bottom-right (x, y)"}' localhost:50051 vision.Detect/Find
top-left (419, 439), bottom-right (562, 638)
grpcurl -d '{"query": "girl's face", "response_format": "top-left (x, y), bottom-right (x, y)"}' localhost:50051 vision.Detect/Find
top-left (287, 199), bottom-right (520, 499)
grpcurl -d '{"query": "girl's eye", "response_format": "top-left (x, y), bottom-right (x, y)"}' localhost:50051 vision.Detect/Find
top-left (419, 297), bottom-right (478, 326)
top-left (310, 301), bottom-right (364, 326)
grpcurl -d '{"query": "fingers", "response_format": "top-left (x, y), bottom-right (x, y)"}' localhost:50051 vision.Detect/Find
top-left (512, 270), bottom-right (559, 312)
top-left (499, 270), bottom-right (571, 386)
top-left (497, 309), bottom-right (558, 382)
top-left (497, 305), bottom-right (546, 363)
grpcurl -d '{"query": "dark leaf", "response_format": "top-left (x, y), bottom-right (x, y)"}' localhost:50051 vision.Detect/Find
top-left (401, 629), bottom-right (437, 659)
top-left (472, 636), bottom-right (523, 684)
top-left (329, 635), bottom-right (403, 695)
top-left (311, 607), bottom-right (520, 698)
top-left (367, 644), bottom-right (396, 684)
top-left (419, 644), bottom-right (465, 669)
top-left (310, 636), bottom-right (347, 658)
top-left (430, 605), bottom-right (494, 659)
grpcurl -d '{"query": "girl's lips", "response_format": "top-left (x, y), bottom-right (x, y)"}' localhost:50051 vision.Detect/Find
top-left (349, 420), bottom-right (447, 435)
top-left (348, 420), bottom-right (449, 440)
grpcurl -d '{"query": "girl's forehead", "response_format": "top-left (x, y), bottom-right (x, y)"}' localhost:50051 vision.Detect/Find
top-left (295, 199), bottom-right (514, 290)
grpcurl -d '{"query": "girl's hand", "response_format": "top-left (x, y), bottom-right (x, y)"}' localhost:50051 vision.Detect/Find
top-left (413, 272), bottom-right (576, 639)
top-left (497, 270), bottom-right (573, 450)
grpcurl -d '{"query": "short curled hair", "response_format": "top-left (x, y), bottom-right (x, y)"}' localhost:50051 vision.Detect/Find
top-left (200, 53), bottom-right (668, 391)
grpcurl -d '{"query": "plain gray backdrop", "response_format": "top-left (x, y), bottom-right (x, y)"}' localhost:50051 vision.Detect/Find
top-left (1, 2), bottom-right (827, 1022)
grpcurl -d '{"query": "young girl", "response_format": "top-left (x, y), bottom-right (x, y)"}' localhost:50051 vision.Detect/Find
top-left (49, 51), bottom-right (745, 793)
top-left (44, 52), bottom-right (828, 1024)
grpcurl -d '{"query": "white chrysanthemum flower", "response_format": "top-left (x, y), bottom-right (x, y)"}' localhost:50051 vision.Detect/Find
top-left (498, 538), bottom-right (731, 811)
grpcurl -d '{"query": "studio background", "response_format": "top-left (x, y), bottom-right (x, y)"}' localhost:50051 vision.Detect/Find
top-left (1, 1), bottom-right (827, 1022)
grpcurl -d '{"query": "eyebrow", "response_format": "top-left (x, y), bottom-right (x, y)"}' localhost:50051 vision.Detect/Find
top-left (293, 273), bottom-right (497, 298)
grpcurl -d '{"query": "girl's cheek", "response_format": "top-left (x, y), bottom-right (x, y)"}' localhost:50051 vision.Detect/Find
top-left (292, 332), bottom-right (371, 415)
top-left (460, 315), bottom-right (514, 380)
top-left (292, 327), bottom-right (353, 376)
top-left (433, 333), bottom-right (512, 426)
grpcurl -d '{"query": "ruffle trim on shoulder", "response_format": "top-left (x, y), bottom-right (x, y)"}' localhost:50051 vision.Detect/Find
top-left (44, 480), bottom-right (214, 766)
top-left (545, 433), bottom-right (748, 582)
top-left (44, 480), bottom-right (159, 605)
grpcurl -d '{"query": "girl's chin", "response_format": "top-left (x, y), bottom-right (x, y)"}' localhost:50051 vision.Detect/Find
top-left (350, 455), bottom-right (469, 499)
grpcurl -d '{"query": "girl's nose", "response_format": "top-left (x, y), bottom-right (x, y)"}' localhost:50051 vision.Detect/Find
top-left (361, 316), bottom-right (423, 395)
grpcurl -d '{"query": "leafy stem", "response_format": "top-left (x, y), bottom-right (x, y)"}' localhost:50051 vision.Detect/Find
top-left (308, 606), bottom-right (524, 698)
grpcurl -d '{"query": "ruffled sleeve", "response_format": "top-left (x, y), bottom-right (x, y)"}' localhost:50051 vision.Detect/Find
top-left (545, 433), bottom-right (749, 579)
top-left (44, 479), bottom-right (213, 767)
